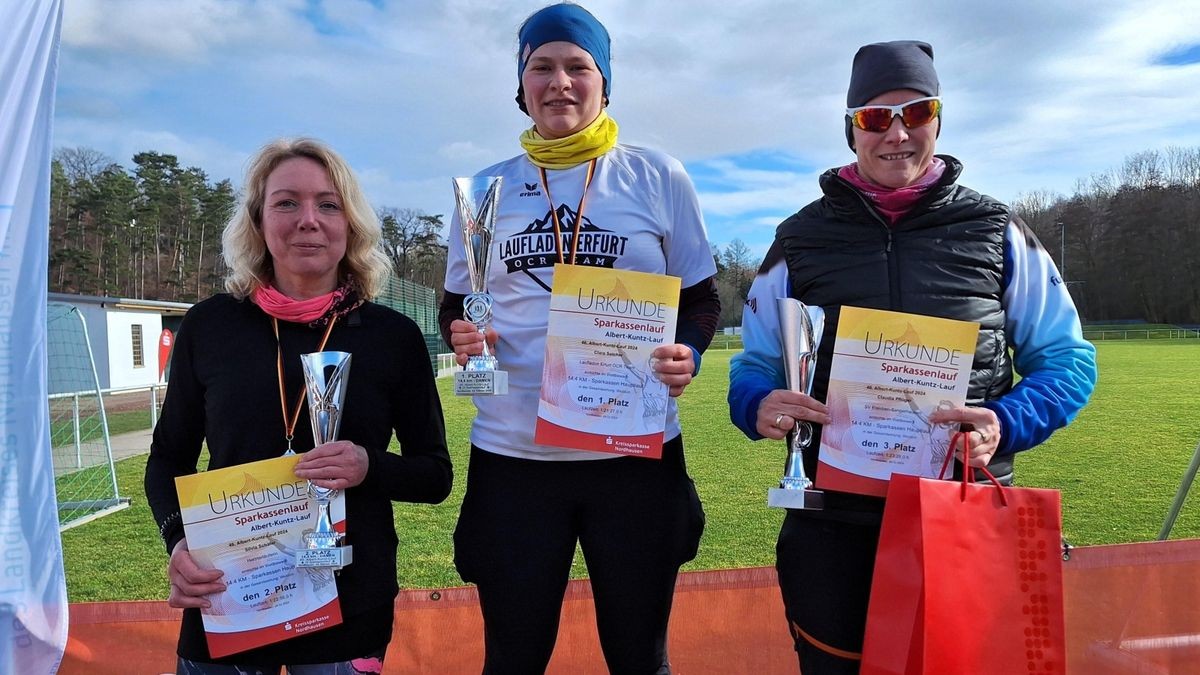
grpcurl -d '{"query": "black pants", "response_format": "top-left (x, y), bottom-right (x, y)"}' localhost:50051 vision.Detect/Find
top-left (453, 438), bottom-right (705, 675)
top-left (176, 645), bottom-right (386, 674)
top-left (776, 512), bottom-right (881, 675)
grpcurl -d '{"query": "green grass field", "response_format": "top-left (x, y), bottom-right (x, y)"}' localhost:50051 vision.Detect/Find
top-left (59, 341), bottom-right (1200, 602)
top-left (51, 409), bottom-right (155, 445)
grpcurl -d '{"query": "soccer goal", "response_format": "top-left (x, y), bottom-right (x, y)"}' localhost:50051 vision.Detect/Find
top-left (47, 301), bottom-right (131, 530)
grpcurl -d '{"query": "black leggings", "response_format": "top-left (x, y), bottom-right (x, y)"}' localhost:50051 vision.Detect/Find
top-left (776, 513), bottom-right (881, 675)
top-left (176, 645), bottom-right (386, 674)
top-left (453, 439), bottom-right (705, 675)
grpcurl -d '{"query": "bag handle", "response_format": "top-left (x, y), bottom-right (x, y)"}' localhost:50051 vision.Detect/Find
top-left (938, 431), bottom-right (1008, 506)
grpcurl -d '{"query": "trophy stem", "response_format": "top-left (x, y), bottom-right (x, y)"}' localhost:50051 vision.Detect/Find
top-left (781, 420), bottom-right (814, 486)
top-left (308, 498), bottom-right (338, 548)
top-left (476, 326), bottom-right (492, 359)
top-left (780, 432), bottom-right (814, 490)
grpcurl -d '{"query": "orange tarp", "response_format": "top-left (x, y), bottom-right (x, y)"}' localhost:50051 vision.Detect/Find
top-left (1063, 539), bottom-right (1200, 674)
top-left (62, 567), bottom-right (795, 674)
top-left (63, 541), bottom-right (1200, 674)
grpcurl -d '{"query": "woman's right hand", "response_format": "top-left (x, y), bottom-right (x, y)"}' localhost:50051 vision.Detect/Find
top-left (167, 539), bottom-right (225, 609)
top-left (448, 319), bottom-right (499, 367)
top-left (755, 389), bottom-right (830, 440)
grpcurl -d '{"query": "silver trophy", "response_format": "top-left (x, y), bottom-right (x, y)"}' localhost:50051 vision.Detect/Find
top-left (452, 176), bottom-right (508, 396)
top-left (296, 351), bottom-right (354, 569)
top-left (767, 298), bottom-right (825, 510)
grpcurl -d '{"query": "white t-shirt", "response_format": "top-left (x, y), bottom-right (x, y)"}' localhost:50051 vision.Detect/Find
top-left (445, 144), bottom-right (717, 461)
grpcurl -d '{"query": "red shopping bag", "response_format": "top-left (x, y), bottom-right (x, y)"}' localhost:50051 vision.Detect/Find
top-left (861, 433), bottom-right (1066, 675)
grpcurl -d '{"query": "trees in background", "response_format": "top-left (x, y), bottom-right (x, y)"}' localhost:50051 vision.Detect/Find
top-left (709, 146), bottom-right (1200, 327)
top-left (48, 148), bottom-right (444, 304)
top-left (49, 148), bottom-right (234, 301)
top-left (50, 144), bottom-right (1200, 324)
top-left (714, 238), bottom-right (756, 329)
top-left (1014, 145), bottom-right (1200, 324)
top-left (378, 207), bottom-right (446, 300)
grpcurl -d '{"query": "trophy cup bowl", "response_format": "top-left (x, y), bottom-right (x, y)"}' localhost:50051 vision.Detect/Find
top-left (767, 298), bottom-right (825, 510)
top-left (296, 351), bottom-right (354, 570)
top-left (452, 176), bottom-right (509, 396)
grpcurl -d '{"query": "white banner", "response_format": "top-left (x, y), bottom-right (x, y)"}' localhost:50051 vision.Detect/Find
top-left (0, 2), bottom-right (68, 674)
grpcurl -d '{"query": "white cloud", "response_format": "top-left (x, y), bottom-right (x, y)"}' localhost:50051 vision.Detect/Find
top-left (55, 0), bottom-right (1200, 257)
top-left (62, 0), bottom-right (311, 62)
top-left (438, 141), bottom-right (495, 164)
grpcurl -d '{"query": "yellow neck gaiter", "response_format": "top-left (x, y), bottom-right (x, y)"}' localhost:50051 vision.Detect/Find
top-left (520, 111), bottom-right (619, 169)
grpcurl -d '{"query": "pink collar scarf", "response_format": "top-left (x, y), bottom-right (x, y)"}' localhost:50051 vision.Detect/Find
top-left (252, 283), bottom-right (337, 324)
top-left (838, 157), bottom-right (946, 226)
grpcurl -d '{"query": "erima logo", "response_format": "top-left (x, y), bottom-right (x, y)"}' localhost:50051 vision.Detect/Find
top-left (519, 182), bottom-right (542, 197)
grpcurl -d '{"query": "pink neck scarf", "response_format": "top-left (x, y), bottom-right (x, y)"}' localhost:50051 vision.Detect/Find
top-left (252, 283), bottom-right (337, 324)
top-left (838, 157), bottom-right (946, 226)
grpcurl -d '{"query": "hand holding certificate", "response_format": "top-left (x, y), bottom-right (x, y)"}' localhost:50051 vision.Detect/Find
top-left (534, 265), bottom-right (680, 458)
top-left (172, 350), bottom-right (357, 657)
top-left (175, 455), bottom-right (343, 657)
top-left (816, 306), bottom-right (979, 497)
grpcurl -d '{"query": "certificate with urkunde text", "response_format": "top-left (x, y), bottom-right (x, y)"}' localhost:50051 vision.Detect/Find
top-left (175, 454), bottom-right (343, 657)
top-left (816, 306), bottom-right (979, 497)
top-left (535, 264), bottom-right (680, 458)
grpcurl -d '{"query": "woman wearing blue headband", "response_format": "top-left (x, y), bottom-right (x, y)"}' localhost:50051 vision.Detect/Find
top-left (441, 3), bottom-right (720, 673)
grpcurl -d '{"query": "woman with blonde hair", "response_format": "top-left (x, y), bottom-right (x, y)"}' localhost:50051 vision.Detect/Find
top-left (145, 137), bottom-right (452, 673)
top-left (222, 138), bottom-right (392, 301)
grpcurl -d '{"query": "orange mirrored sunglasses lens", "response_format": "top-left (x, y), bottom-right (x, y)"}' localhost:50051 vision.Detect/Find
top-left (902, 99), bottom-right (940, 127)
top-left (852, 107), bottom-right (894, 132)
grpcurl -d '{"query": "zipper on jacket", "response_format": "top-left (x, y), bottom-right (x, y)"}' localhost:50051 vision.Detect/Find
top-left (835, 174), bottom-right (902, 309)
top-left (886, 230), bottom-right (901, 309)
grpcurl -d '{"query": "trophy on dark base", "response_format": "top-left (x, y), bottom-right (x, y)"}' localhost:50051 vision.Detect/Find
top-left (296, 351), bottom-right (354, 570)
top-left (767, 298), bottom-right (825, 510)
top-left (452, 176), bottom-right (509, 396)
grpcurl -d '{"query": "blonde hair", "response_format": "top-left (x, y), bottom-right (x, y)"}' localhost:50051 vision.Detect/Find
top-left (222, 137), bottom-right (392, 300)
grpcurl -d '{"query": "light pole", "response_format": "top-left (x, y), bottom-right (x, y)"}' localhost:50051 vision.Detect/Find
top-left (1056, 218), bottom-right (1066, 280)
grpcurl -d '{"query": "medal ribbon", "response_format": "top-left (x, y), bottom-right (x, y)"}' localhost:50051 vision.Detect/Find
top-left (538, 158), bottom-right (598, 265)
top-left (273, 316), bottom-right (338, 453)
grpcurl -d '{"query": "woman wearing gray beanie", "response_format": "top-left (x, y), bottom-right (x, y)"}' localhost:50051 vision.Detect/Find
top-left (728, 41), bottom-right (1096, 673)
top-left (441, 3), bottom-right (719, 673)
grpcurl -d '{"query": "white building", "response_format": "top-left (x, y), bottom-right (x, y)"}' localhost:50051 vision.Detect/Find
top-left (47, 293), bottom-right (192, 391)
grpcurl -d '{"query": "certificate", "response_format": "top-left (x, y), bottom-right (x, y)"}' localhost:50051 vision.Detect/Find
top-left (175, 454), bottom-right (343, 657)
top-left (816, 306), bottom-right (979, 497)
top-left (535, 264), bottom-right (680, 458)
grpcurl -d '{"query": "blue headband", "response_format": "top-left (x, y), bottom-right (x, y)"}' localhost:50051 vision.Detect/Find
top-left (517, 3), bottom-right (611, 104)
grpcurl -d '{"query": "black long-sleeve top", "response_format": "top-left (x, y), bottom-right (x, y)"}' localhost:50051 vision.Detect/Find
top-left (144, 294), bottom-right (452, 663)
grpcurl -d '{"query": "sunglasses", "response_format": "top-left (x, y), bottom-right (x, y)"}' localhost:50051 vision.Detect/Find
top-left (846, 97), bottom-right (942, 133)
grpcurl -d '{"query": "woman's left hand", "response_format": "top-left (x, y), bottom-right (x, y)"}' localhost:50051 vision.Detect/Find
top-left (294, 441), bottom-right (369, 489)
top-left (928, 405), bottom-right (1002, 468)
top-left (651, 343), bottom-right (696, 397)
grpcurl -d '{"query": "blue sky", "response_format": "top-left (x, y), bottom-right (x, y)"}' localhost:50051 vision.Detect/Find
top-left (56, 0), bottom-right (1200, 259)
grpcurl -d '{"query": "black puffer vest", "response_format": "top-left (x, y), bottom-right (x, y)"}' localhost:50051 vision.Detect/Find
top-left (776, 155), bottom-right (1014, 514)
